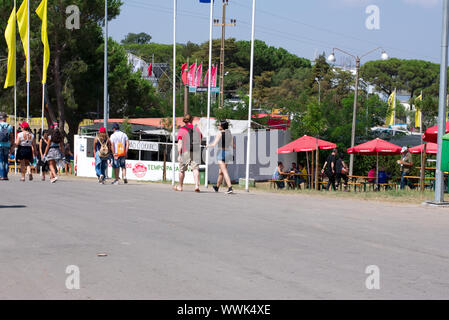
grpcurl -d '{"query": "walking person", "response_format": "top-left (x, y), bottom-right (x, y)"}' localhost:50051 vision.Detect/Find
top-left (110, 123), bottom-right (129, 185)
top-left (44, 127), bottom-right (64, 183)
top-left (93, 127), bottom-right (111, 184)
top-left (38, 130), bottom-right (50, 181)
top-left (15, 122), bottom-right (37, 182)
top-left (399, 146), bottom-right (414, 190)
top-left (64, 142), bottom-right (74, 175)
top-left (321, 149), bottom-right (338, 191)
top-left (0, 112), bottom-right (14, 181)
top-left (335, 155), bottom-right (349, 191)
top-left (173, 114), bottom-right (202, 192)
top-left (207, 120), bottom-right (235, 194)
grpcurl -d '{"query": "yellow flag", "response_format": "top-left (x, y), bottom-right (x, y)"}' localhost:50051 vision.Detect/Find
top-left (36, 0), bottom-right (50, 84)
top-left (17, 0), bottom-right (30, 82)
top-left (415, 93), bottom-right (422, 128)
top-left (385, 91), bottom-right (396, 126)
top-left (3, 8), bottom-right (16, 89)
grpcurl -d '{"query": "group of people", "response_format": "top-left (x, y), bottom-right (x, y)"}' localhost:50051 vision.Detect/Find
top-left (0, 112), bottom-right (67, 183)
top-left (172, 114), bottom-right (235, 194)
top-left (272, 146), bottom-right (416, 192)
top-left (272, 161), bottom-right (308, 189)
top-left (92, 122), bottom-right (129, 185)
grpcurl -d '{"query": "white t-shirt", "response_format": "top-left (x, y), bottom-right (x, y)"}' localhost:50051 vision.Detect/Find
top-left (18, 131), bottom-right (34, 147)
top-left (110, 130), bottom-right (128, 155)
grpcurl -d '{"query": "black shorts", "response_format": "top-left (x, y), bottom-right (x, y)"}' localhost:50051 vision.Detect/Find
top-left (16, 146), bottom-right (33, 161)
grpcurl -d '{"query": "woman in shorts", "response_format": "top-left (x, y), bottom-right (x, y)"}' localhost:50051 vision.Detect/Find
top-left (44, 127), bottom-right (64, 183)
top-left (38, 130), bottom-right (50, 181)
top-left (15, 122), bottom-right (37, 181)
top-left (207, 120), bottom-right (235, 194)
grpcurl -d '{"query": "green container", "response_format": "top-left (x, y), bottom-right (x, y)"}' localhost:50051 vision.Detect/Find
top-left (199, 167), bottom-right (205, 185)
top-left (70, 160), bottom-right (74, 175)
top-left (442, 133), bottom-right (449, 172)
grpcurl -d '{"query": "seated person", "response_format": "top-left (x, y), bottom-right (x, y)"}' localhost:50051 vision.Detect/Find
top-left (272, 161), bottom-right (287, 189)
top-left (297, 163), bottom-right (308, 186)
top-left (368, 165), bottom-right (376, 183)
top-left (289, 162), bottom-right (299, 187)
top-left (378, 166), bottom-right (389, 184)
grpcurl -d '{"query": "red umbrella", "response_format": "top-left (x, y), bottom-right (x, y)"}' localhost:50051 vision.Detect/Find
top-left (277, 135), bottom-right (336, 154)
top-left (423, 121), bottom-right (449, 143)
top-left (347, 138), bottom-right (402, 155)
top-left (347, 138), bottom-right (401, 182)
top-left (409, 143), bottom-right (437, 155)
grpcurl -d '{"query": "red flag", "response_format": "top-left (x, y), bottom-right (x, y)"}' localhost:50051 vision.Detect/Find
top-left (203, 68), bottom-right (209, 87)
top-left (181, 63), bottom-right (188, 85)
top-left (188, 64), bottom-right (196, 87)
top-left (211, 65), bottom-right (218, 87)
top-left (148, 63), bottom-right (153, 77)
top-left (195, 64), bottom-right (202, 87)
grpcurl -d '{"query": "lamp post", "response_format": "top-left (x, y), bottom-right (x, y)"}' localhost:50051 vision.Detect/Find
top-left (328, 47), bottom-right (388, 176)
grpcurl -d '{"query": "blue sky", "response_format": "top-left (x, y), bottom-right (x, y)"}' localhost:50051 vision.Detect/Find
top-left (109, 0), bottom-right (444, 64)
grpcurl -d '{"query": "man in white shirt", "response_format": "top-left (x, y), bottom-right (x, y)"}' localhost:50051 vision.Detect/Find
top-left (110, 123), bottom-right (129, 185)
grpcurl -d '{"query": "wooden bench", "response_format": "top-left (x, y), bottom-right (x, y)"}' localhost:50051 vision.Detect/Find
top-left (348, 182), bottom-right (364, 192)
top-left (378, 183), bottom-right (397, 191)
top-left (269, 179), bottom-right (295, 190)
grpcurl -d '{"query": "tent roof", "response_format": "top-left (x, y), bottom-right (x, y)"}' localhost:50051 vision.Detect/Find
top-left (423, 121), bottom-right (449, 143)
top-left (94, 117), bottom-right (203, 129)
top-left (277, 135), bottom-right (337, 154)
top-left (347, 138), bottom-right (402, 155)
top-left (409, 142), bottom-right (437, 155)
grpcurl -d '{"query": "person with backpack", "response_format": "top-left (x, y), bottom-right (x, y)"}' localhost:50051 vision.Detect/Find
top-left (173, 114), bottom-right (202, 192)
top-left (38, 129), bottom-right (50, 181)
top-left (15, 122), bottom-right (37, 182)
top-left (206, 120), bottom-right (234, 194)
top-left (0, 112), bottom-right (14, 181)
top-left (110, 123), bottom-right (129, 185)
top-left (44, 127), bottom-right (64, 183)
top-left (93, 127), bottom-right (111, 184)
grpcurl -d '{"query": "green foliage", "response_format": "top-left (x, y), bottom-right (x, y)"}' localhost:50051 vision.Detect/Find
top-left (121, 32), bottom-right (152, 45)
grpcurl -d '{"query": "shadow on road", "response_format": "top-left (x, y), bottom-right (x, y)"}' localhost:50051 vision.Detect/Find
top-left (0, 205), bottom-right (27, 209)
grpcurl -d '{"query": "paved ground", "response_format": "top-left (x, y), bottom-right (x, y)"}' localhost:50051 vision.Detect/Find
top-left (1, 175), bottom-right (449, 299)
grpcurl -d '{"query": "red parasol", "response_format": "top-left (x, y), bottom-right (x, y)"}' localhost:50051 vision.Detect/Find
top-left (423, 121), bottom-right (449, 143)
top-left (409, 143), bottom-right (437, 155)
top-left (277, 135), bottom-right (337, 154)
top-left (347, 138), bottom-right (402, 155)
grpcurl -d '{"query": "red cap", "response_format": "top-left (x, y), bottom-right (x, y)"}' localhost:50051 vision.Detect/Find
top-left (20, 122), bottom-right (30, 129)
top-left (99, 127), bottom-right (106, 133)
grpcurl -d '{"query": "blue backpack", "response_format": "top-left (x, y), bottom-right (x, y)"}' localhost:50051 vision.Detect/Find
top-left (0, 124), bottom-right (10, 143)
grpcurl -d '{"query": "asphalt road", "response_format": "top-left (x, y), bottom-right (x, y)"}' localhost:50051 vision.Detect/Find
top-left (1, 175), bottom-right (449, 299)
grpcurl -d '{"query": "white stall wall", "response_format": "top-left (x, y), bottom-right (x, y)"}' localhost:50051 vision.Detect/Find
top-left (74, 135), bottom-right (195, 184)
top-left (206, 130), bottom-right (297, 184)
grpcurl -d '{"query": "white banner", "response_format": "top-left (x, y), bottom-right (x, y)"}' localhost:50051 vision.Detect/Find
top-left (129, 140), bottom-right (159, 152)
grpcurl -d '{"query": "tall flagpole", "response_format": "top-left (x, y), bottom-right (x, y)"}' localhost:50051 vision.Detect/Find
top-left (41, 84), bottom-right (45, 133)
top-left (205, 0), bottom-right (213, 188)
top-left (172, 0), bottom-right (177, 186)
top-left (245, 0), bottom-right (256, 192)
top-left (104, 0), bottom-right (109, 130)
top-left (26, 0), bottom-right (30, 122)
top-left (434, 0), bottom-right (449, 204)
top-left (14, 0), bottom-right (17, 175)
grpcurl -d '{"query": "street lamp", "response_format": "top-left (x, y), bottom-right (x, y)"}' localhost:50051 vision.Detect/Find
top-left (327, 47), bottom-right (388, 176)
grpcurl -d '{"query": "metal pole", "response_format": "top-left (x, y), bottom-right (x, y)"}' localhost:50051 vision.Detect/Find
top-left (172, 0), bottom-right (177, 186)
top-left (219, 1), bottom-right (227, 109)
top-left (349, 57), bottom-right (360, 177)
top-left (14, 0), bottom-right (17, 175)
top-left (245, 0), bottom-right (256, 192)
top-left (104, 0), bottom-right (108, 130)
top-left (41, 84), bottom-right (45, 133)
top-left (435, 0), bottom-right (449, 203)
top-left (26, 0), bottom-right (30, 122)
top-left (205, 0), bottom-right (214, 188)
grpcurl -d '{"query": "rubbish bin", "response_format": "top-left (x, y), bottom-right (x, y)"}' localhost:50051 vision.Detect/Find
top-left (199, 167), bottom-right (205, 185)
top-left (70, 160), bottom-right (74, 175)
top-left (442, 133), bottom-right (449, 172)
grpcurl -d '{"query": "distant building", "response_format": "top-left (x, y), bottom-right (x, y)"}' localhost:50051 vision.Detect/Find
top-left (127, 53), bottom-right (169, 88)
